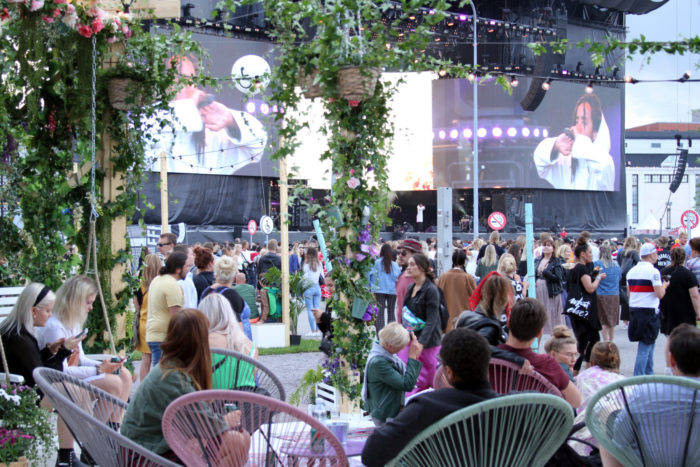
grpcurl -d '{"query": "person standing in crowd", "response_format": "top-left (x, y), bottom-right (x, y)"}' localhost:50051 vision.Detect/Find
top-left (618, 236), bottom-right (640, 328)
top-left (684, 237), bottom-right (700, 283)
top-left (567, 239), bottom-right (604, 374)
top-left (498, 253), bottom-right (528, 302)
top-left (544, 325), bottom-right (578, 382)
top-left (654, 236), bottom-right (672, 270)
top-left (257, 239), bottom-right (281, 277)
top-left (192, 246), bottom-right (216, 302)
top-left (0, 284), bottom-right (86, 467)
top-left (476, 231), bottom-right (505, 262)
top-left (362, 328), bottom-right (498, 467)
top-left (362, 323), bottom-right (423, 425)
top-left (134, 254), bottom-right (161, 382)
top-left (394, 239), bottom-right (421, 323)
top-left (594, 242), bottom-right (621, 343)
top-left (437, 248), bottom-right (476, 329)
top-left (146, 252), bottom-right (187, 365)
top-left (660, 247), bottom-right (700, 335)
top-left (369, 243), bottom-right (401, 332)
top-left (233, 272), bottom-right (258, 323)
top-left (475, 244), bottom-right (499, 281)
top-left (626, 242), bottom-right (666, 376)
top-left (156, 232), bottom-right (177, 259)
top-left (173, 244), bottom-right (198, 308)
top-left (499, 299), bottom-right (582, 408)
top-left (302, 246), bottom-right (324, 337)
top-left (202, 255), bottom-right (251, 340)
top-left (580, 231), bottom-right (600, 262)
top-left (535, 237), bottom-right (566, 338)
top-left (289, 242), bottom-right (302, 274)
top-left (398, 253), bottom-right (442, 394)
top-left (672, 231), bottom-right (692, 259)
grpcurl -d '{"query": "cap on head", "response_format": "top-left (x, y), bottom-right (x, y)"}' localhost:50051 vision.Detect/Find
top-left (640, 242), bottom-right (657, 257)
top-left (399, 239), bottom-right (421, 253)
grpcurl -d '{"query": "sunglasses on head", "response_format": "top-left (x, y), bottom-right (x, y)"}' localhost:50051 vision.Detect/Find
top-left (158, 242), bottom-right (172, 247)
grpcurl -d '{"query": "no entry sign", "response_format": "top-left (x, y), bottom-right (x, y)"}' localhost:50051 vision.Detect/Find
top-left (488, 211), bottom-right (507, 231)
top-left (247, 219), bottom-right (257, 236)
top-left (681, 210), bottom-right (699, 230)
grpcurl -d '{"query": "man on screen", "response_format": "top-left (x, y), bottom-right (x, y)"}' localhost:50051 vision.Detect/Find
top-left (533, 93), bottom-right (615, 190)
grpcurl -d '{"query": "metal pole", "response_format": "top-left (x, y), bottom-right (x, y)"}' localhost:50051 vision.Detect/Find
top-left (160, 151), bottom-right (169, 233)
top-left (525, 203), bottom-right (536, 299)
top-left (469, 1), bottom-right (479, 241)
top-left (280, 158), bottom-right (290, 347)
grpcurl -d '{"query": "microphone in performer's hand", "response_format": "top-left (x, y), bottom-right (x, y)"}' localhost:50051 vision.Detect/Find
top-left (197, 94), bottom-right (215, 109)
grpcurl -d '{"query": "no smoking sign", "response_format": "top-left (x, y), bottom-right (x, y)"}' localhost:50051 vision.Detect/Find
top-left (488, 211), bottom-right (507, 231)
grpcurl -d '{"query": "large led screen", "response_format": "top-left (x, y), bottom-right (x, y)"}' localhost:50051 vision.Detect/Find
top-left (432, 77), bottom-right (622, 191)
top-left (147, 30), bottom-right (277, 177)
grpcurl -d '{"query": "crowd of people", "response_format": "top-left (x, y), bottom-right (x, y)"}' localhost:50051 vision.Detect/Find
top-left (1, 228), bottom-right (699, 466)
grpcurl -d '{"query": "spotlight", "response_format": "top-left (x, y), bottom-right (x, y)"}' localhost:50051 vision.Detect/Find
top-left (680, 72), bottom-right (691, 82)
top-left (507, 127), bottom-right (517, 137)
top-left (438, 130), bottom-right (446, 140)
top-left (450, 129), bottom-right (459, 139)
top-left (510, 76), bottom-right (519, 87)
top-left (522, 127), bottom-right (530, 137)
top-left (533, 128), bottom-right (540, 137)
top-left (541, 79), bottom-right (551, 91)
top-left (477, 128), bottom-right (487, 138)
top-left (623, 75), bottom-right (638, 84)
top-left (492, 127), bottom-right (503, 138)
top-left (246, 102), bottom-right (256, 113)
top-left (585, 81), bottom-right (594, 94)
top-left (463, 128), bottom-right (473, 138)
top-left (439, 69), bottom-right (447, 77)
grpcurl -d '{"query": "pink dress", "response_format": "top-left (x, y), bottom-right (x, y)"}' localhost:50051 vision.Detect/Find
top-left (570, 366), bottom-right (625, 455)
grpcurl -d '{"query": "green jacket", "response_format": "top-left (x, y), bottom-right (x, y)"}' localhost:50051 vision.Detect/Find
top-left (120, 364), bottom-right (196, 454)
top-left (364, 356), bottom-right (422, 423)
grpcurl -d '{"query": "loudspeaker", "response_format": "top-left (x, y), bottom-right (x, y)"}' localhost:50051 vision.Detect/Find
top-left (520, 48), bottom-right (564, 112)
top-left (669, 149), bottom-right (688, 193)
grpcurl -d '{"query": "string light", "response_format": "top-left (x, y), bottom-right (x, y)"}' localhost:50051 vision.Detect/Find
top-left (510, 76), bottom-right (519, 87)
top-left (585, 81), bottom-right (594, 94)
top-left (541, 78), bottom-right (551, 91)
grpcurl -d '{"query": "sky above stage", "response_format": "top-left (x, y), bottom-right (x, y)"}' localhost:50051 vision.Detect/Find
top-left (625, 0), bottom-right (700, 128)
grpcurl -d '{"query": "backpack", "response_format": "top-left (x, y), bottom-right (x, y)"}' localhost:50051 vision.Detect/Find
top-left (437, 286), bottom-right (449, 333)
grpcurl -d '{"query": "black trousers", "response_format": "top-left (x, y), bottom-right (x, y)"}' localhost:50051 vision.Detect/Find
top-left (569, 315), bottom-right (600, 371)
top-left (374, 293), bottom-right (397, 332)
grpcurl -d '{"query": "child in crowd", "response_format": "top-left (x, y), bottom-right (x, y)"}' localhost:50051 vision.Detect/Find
top-left (362, 323), bottom-right (423, 425)
top-left (544, 325), bottom-right (579, 382)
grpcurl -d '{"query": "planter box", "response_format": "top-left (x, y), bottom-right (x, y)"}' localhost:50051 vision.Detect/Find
top-left (251, 323), bottom-right (285, 348)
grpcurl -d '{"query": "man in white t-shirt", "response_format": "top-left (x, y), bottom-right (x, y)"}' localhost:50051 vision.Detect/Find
top-left (416, 204), bottom-right (425, 232)
top-left (627, 242), bottom-right (667, 375)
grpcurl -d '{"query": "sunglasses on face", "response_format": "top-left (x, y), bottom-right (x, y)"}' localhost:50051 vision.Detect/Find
top-left (157, 242), bottom-right (172, 247)
top-left (399, 250), bottom-right (410, 256)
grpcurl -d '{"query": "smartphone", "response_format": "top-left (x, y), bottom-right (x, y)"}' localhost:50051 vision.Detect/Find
top-left (110, 356), bottom-right (122, 375)
top-left (76, 328), bottom-right (88, 338)
top-left (663, 274), bottom-right (672, 282)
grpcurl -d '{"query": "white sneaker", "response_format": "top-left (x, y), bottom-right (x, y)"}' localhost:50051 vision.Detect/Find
top-left (304, 331), bottom-right (319, 338)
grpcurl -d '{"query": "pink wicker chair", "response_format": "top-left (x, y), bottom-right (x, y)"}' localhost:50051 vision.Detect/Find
top-left (162, 390), bottom-right (349, 467)
top-left (432, 365), bottom-right (452, 389)
top-left (488, 358), bottom-right (563, 397)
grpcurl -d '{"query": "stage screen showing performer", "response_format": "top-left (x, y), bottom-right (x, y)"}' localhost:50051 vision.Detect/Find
top-left (432, 77), bottom-right (622, 192)
top-left (147, 30), bottom-right (275, 177)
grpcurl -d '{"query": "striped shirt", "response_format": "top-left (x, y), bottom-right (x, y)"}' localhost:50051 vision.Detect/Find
top-left (627, 261), bottom-right (661, 310)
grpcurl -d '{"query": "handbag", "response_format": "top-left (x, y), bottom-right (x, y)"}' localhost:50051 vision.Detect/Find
top-left (401, 306), bottom-right (426, 332)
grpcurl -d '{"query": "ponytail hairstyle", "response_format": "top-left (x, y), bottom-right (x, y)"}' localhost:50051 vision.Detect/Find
top-left (411, 253), bottom-right (435, 282)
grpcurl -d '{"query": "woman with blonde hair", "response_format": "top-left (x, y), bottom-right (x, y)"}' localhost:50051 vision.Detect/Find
top-left (202, 255), bottom-right (251, 340)
top-left (544, 325), bottom-right (578, 382)
top-left (134, 254), bottom-right (161, 382)
top-left (594, 242), bottom-right (622, 342)
top-left (37, 276), bottom-right (131, 418)
top-left (475, 244), bottom-right (499, 281)
top-left (302, 246), bottom-right (324, 337)
top-left (498, 253), bottom-right (528, 302)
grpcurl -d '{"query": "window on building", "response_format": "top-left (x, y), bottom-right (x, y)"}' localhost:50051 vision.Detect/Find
top-left (632, 174), bottom-right (639, 224)
top-left (652, 175), bottom-right (661, 183)
top-left (644, 174), bottom-right (651, 183)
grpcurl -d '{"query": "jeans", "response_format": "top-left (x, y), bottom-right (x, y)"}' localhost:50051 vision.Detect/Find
top-left (304, 284), bottom-right (322, 332)
top-left (241, 302), bottom-right (252, 340)
top-left (634, 341), bottom-right (655, 376)
top-left (147, 342), bottom-right (163, 366)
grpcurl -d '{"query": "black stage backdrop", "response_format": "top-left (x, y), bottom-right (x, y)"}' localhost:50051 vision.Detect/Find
top-left (136, 172), bottom-right (270, 226)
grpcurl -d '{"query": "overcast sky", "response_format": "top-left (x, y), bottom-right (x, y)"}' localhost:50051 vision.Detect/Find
top-left (625, 0), bottom-right (700, 128)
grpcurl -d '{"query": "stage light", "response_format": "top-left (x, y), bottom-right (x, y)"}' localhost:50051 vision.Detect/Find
top-left (438, 130), bottom-right (446, 140)
top-left (533, 128), bottom-right (540, 137)
top-left (585, 81), bottom-right (594, 94)
top-left (492, 127), bottom-right (503, 138)
top-left (450, 129), bottom-right (459, 139)
top-left (543, 129), bottom-right (549, 137)
top-left (522, 127), bottom-right (531, 137)
top-left (477, 128), bottom-right (487, 138)
top-left (468, 72), bottom-right (476, 82)
top-left (507, 127), bottom-right (517, 137)
top-left (260, 103), bottom-right (270, 115)
top-left (510, 76), bottom-right (519, 87)
top-left (246, 102), bottom-right (256, 113)
top-left (541, 79), bottom-right (551, 91)
top-left (463, 128), bottom-right (473, 138)
top-left (439, 69), bottom-right (447, 77)
top-left (623, 75), bottom-right (638, 84)
top-left (459, 14), bottom-right (467, 21)
top-left (680, 72), bottom-right (691, 82)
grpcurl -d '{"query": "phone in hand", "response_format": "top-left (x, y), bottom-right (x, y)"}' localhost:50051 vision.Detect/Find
top-left (75, 328), bottom-right (88, 338)
top-left (110, 356), bottom-right (122, 375)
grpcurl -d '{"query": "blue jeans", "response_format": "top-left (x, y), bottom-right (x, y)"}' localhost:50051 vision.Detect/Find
top-left (148, 342), bottom-right (163, 366)
top-left (304, 284), bottom-right (322, 331)
top-left (634, 341), bottom-right (655, 376)
top-left (241, 302), bottom-right (252, 341)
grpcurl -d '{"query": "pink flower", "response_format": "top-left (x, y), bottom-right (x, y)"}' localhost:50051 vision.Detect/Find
top-left (30, 0), bottom-right (44, 11)
top-left (0, 7), bottom-right (9, 21)
top-left (54, 0), bottom-right (66, 3)
top-left (370, 245), bottom-right (380, 257)
top-left (91, 17), bottom-right (104, 33)
top-left (106, 36), bottom-right (117, 43)
top-left (346, 177), bottom-right (360, 189)
top-left (349, 169), bottom-right (354, 175)
top-left (355, 253), bottom-right (367, 262)
top-left (124, 28), bottom-right (132, 38)
top-left (348, 100), bottom-right (360, 107)
top-left (65, 3), bottom-right (74, 13)
top-left (77, 24), bottom-right (93, 38)
top-left (42, 15), bottom-right (54, 23)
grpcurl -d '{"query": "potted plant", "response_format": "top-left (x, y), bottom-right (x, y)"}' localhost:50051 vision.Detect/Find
top-left (0, 385), bottom-right (53, 466)
top-left (263, 267), bottom-right (314, 344)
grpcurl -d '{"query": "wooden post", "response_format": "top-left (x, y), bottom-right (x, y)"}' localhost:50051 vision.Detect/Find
top-left (160, 151), bottom-right (169, 233)
top-left (280, 157), bottom-right (290, 346)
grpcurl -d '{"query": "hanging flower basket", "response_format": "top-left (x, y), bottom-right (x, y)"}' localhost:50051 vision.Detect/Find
top-left (108, 78), bottom-right (145, 111)
top-left (337, 66), bottom-right (379, 102)
top-left (300, 69), bottom-right (323, 99)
